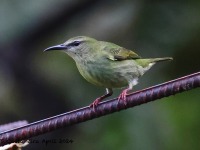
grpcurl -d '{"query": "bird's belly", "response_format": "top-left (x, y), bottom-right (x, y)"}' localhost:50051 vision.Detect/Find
top-left (76, 60), bottom-right (142, 88)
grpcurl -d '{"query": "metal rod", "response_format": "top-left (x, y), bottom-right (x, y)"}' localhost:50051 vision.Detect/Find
top-left (0, 72), bottom-right (200, 146)
top-left (0, 121), bottom-right (28, 133)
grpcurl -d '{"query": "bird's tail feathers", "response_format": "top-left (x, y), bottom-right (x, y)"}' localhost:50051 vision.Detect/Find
top-left (146, 57), bottom-right (173, 63)
top-left (135, 57), bottom-right (173, 68)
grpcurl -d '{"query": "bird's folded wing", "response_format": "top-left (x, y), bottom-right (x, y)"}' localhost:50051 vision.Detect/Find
top-left (106, 47), bottom-right (141, 61)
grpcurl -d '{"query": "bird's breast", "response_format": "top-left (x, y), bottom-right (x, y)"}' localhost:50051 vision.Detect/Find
top-left (76, 59), bottom-right (144, 88)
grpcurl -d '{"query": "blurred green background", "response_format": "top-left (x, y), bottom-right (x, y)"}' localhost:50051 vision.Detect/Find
top-left (0, 0), bottom-right (200, 149)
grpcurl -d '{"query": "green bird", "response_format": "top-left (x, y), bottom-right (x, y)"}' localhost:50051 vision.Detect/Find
top-left (44, 36), bottom-right (172, 108)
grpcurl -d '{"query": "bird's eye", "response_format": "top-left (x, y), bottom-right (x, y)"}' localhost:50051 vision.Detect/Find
top-left (71, 41), bottom-right (80, 47)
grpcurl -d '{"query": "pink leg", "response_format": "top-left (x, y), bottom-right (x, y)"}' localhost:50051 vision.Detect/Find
top-left (118, 80), bottom-right (137, 105)
top-left (90, 97), bottom-right (102, 109)
top-left (90, 88), bottom-right (113, 110)
top-left (118, 88), bottom-right (131, 105)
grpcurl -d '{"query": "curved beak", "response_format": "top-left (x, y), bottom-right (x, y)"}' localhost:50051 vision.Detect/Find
top-left (44, 44), bottom-right (67, 52)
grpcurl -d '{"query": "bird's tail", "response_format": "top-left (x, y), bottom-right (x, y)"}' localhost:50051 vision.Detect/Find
top-left (135, 57), bottom-right (173, 68)
top-left (146, 57), bottom-right (173, 63)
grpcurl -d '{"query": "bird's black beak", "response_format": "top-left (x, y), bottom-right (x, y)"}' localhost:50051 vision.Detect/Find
top-left (44, 44), bottom-right (67, 52)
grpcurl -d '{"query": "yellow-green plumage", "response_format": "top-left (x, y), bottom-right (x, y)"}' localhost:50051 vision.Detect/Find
top-left (44, 36), bottom-right (173, 107)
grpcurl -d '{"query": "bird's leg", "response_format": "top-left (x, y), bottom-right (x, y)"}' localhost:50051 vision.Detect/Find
top-left (118, 88), bottom-right (131, 105)
top-left (118, 83), bottom-right (134, 105)
top-left (90, 88), bottom-right (113, 109)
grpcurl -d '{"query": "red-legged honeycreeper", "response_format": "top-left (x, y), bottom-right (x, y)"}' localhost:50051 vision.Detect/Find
top-left (44, 36), bottom-right (173, 108)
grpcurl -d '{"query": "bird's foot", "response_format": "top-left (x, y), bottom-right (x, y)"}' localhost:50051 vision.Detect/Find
top-left (118, 89), bottom-right (129, 105)
top-left (90, 98), bottom-right (101, 110)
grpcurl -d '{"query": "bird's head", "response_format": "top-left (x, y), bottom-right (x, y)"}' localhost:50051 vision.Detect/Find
top-left (44, 36), bottom-right (97, 60)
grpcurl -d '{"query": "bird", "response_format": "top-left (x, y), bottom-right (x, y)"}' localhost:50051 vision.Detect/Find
top-left (44, 36), bottom-right (172, 108)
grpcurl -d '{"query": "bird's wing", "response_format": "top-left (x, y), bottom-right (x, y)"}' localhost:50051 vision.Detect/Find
top-left (102, 42), bottom-right (141, 61)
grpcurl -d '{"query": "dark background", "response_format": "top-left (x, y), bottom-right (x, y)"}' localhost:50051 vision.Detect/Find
top-left (0, 0), bottom-right (200, 149)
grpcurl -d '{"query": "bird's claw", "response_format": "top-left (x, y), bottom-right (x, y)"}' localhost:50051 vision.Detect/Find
top-left (118, 89), bottom-right (128, 105)
top-left (90, 98), bottom-right (101, 110)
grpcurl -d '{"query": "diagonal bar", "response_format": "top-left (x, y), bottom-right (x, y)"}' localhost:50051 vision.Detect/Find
top-left (0, 121), bottom-right (28, 133)
top-left (0, 72), bottom-right (200, 146)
